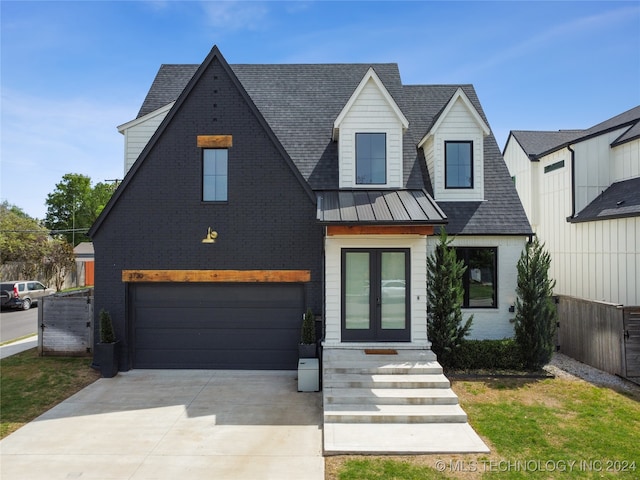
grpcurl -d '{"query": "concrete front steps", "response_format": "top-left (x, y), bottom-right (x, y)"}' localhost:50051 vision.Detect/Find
top-left (322, 348), bottom-right (489, 454)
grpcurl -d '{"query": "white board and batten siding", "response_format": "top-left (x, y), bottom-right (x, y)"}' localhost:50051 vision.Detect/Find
top-left (612, 136), bottom-right (640, 182)
top-left (118, 103), bottom-right (174, 176)
top-left (572, 127), bottom-right (630, 214)
top-left (423, 98), bottom-right (485, 202)
top-left (534, 139), bottom-right (640, 306)
top-left (428, 236), bottom-right (528, 340)
top-left (503, 137), bottom-right (539, 227)
top-left (323, 235), bottom-right (429, 348)
top-left (337, 79), bottom-right (404, 189)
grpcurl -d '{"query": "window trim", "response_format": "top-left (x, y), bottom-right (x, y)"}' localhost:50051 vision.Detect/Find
top-left (355, 132), bottom-right (387, 185)
top-left (455, 247), bottom-right (498, 309)
top-left (444, 140), bottom-right (474, 189)
top-left (202, 148), bottom-right (228, 203)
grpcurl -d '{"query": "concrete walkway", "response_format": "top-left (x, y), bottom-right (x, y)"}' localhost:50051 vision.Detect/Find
top-left (0, 370), bottom-right (324, 480)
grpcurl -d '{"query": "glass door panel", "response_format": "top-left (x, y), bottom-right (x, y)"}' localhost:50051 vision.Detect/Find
top-left (344, 252), bottom-right (370, 330)
top-left (342, 248), bottom-right (410, 342)
top-left (381, 252), bottom-right (406, 330)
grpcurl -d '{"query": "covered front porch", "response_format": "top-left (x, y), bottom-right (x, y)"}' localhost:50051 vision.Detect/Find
top-left (315, 189), bottom-right (489, 454)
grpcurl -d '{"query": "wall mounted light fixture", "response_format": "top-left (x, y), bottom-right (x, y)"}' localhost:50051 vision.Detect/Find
top-left (202, 227), bottom-right (218, 244)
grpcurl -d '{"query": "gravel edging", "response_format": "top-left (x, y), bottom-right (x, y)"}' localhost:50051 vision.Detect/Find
top-left (544, 352), bottom-right (640, 395)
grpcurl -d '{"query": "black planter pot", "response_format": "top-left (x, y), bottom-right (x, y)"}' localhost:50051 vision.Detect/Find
top-left (94, 341), bottom-right (120, 378)
top-left (298, 343), bottom-right (317, 359)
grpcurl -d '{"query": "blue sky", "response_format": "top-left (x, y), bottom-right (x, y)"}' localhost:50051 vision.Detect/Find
top-left (2, 0), bottom-right (639, 220)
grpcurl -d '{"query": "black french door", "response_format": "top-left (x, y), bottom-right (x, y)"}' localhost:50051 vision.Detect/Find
top-left (341, 248), bottom-right (410, 342)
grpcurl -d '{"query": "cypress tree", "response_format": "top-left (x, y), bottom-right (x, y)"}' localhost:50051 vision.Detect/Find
top-left (427, 229), bottom-right (473, 366)
top-left (514, 238), bottom-right (557, 370)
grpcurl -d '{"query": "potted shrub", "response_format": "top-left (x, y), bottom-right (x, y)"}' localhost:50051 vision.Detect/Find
top-left (94, 309), bottom-right (119, 378)
top-left (299, 308), bottom-right (317, 358)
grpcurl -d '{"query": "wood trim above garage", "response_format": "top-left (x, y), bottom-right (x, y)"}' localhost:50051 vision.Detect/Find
top-left (122, 269), bottom-right (311, 283)
top-left (326, 225), bottom-right (434, 236)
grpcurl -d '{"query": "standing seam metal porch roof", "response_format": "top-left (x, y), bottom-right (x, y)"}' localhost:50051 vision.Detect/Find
top-left (316, 190), bottom-right (447, 224)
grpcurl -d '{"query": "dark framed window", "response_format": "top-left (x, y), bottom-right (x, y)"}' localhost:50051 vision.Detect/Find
top-left (455, 247), bottom-right (497, 308)
top-left (203, 149), bottom-right (228, 201)
top-left (445, 141), bottom-right (473, 188)
top-left (544, 160), bottom-right (565, 174)
top-left (356, 133), bottom-right (386, 184)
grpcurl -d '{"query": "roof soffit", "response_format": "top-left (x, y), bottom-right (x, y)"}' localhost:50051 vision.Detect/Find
top-left (117, 102), bottom-right (175, 134)
top-left (418, 87), bottom-right (491, 148)
top-left (333, 67), bottom-right (409, 140)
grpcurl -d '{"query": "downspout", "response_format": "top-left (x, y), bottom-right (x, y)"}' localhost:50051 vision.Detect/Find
top-left (566, 144), bottom-right (576, 221)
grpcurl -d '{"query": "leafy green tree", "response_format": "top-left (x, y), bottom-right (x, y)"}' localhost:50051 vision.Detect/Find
top-left (427, 229), bottom-right (473, 366)
top-left (44, 174), bottom-right (115, 246)
top-left (0, 202), bottom-right (49, 276)
top-left (44, 239), bottom-right (76, 291)
top-left (514, 238), bottom-right (557, 370)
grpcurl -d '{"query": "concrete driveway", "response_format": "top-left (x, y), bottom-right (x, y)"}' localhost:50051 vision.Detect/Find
top-left (0, 370), bottom-right (324, 480)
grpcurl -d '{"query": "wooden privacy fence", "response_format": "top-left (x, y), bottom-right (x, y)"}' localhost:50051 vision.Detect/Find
top-left (557, 295), bottom-right (640, 382)
top-left (38, 289), bottom-right (93, 357)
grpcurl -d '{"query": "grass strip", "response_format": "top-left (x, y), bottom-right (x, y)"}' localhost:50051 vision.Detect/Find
top-left (0, 348), bottom-right (100, 438)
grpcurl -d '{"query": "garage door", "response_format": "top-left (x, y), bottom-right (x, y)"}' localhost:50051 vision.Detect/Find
top-left (131, 283), bottom-right (304, 369)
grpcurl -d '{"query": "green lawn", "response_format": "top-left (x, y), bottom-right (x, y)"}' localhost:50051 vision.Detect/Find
top-left (0, 348), bottom-right (100, 438)
top-left (328, 377), bottom-right (640, 479)
top-left (3, 348), bottom-right (639, 479)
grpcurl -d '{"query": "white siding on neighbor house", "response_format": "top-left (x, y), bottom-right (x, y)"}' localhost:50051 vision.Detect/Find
top-left (422, 98), bottom-right (485, 202)
top-left (428, 235), bottom-right (528, 340)
top-left (612, 138), bottom-right (640, 183)
top-left (119, 103), bottom-right (173, 175)
top-left (323, 235), bottom-right (429, 348)
top-left (338, 79), bottom-right (404, 188)
top-left (503, 137), bottom-right (539, 227)
top-left (573, 127), bottom-right (628, 213)
top-left (533, 147), bottom-right (640, 306)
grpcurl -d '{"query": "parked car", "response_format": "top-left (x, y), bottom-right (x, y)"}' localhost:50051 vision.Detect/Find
top-left (0, 281), bottom-right (55, 310)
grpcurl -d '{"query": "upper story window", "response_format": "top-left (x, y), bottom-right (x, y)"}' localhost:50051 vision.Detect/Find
top-left (203, 149), bottom-right (228, 201)
top-left (445, 141), bottom-right (473, 189)
top-left (356, 133), bottom-right (386, 185)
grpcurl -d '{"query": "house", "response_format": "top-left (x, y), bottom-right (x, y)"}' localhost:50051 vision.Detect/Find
top-left (503, 107), bottom-right (640, 380)
top-left (504, 106), bottom-right (640, 308)
top-left (89, 45), bottom-right (532, 373)
top-left (73, 242), bottom-right (94, 287)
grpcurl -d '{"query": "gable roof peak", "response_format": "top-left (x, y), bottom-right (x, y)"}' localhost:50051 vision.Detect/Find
top-left (418, 87), bottom-right (490, 148)
top-left (333, 66), bottom-right (409, 140)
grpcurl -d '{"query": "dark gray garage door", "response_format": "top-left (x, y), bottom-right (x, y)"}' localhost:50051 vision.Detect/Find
top-left (131, 283), bottom-right (304, 369)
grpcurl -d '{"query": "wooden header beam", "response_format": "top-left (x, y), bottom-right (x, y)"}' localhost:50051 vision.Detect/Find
top-left (122, 269), bottom-right (310, 283)
top-left (197, 135), bottom-right (233, 148)
top-left (326, 225), bottom-right (435, 236)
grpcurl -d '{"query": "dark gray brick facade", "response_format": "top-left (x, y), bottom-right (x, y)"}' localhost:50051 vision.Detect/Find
top-left (92, 55), bottom-right (323, 370)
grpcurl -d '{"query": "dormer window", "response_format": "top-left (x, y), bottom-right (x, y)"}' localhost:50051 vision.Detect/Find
top-left (445, 141), bottom-right (473, 189)
top-left (356, 133), bottom-right (386, 184)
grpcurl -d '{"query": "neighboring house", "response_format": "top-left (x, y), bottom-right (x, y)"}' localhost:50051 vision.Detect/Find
top-left (73, 242), bottom-right (95, 287)
top-left (504, 106), bottom-right (640, 307)
top-left (89, 46), bottom-right (531, 371)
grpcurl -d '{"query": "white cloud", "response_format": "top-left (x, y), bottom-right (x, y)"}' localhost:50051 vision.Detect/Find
top-left (447, 5), bottom-right (640, 79)
top-left (199, 1), bottom-right (271, 31)
top-left (1, 90), bottom-right (130, 219)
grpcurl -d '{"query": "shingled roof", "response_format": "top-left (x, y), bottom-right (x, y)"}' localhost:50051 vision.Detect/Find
top-left (509, 105), bottom-right (640, 159)
top-left (127, 49), bottom-right (532, 235)
top-left (571, 177), bottom-right (640, 223)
